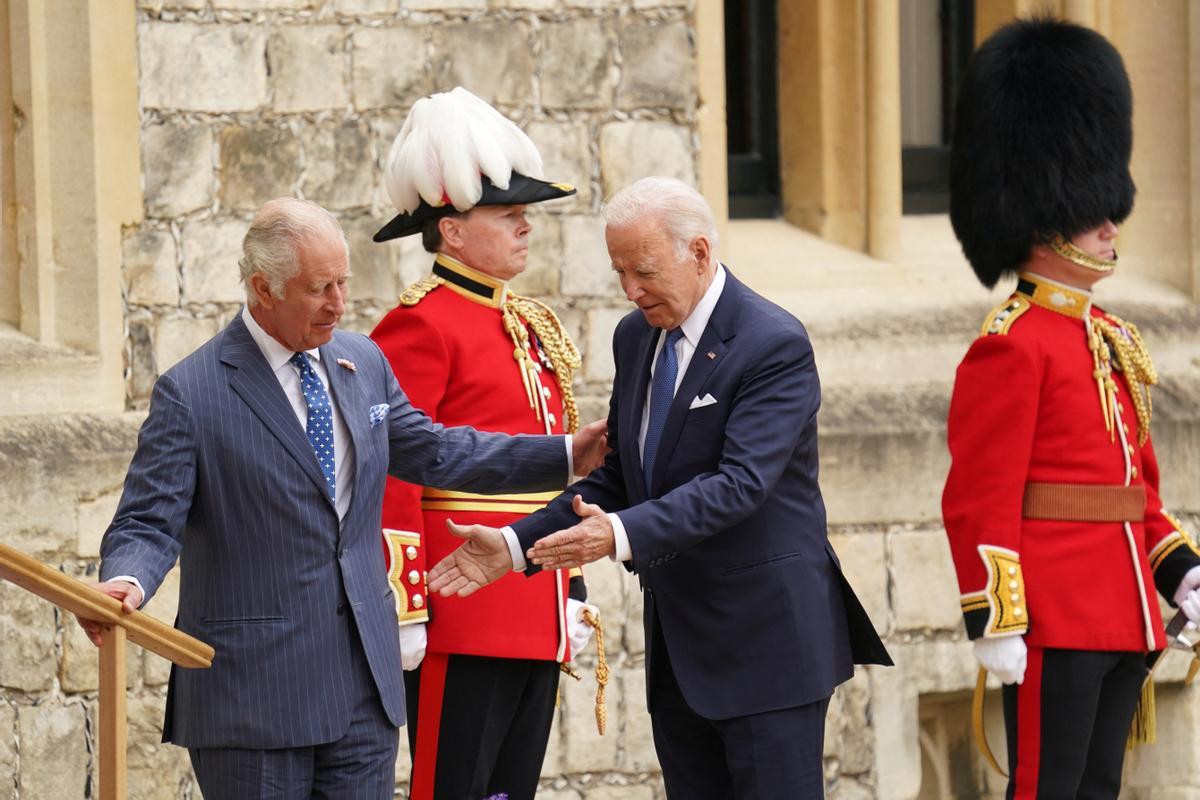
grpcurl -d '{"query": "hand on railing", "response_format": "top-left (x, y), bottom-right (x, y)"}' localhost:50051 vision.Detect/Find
top-left (76, 580), bottom-right (144, 647)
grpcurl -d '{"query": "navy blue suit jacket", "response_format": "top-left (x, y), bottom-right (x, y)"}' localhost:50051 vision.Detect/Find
top-left (512, 271), bottom-right (890, 720)
top-left (100, 314), bottom-right (568, 749)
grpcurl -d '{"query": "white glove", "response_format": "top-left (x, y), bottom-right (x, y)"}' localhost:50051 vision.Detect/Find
top-left (566, 599), bottom-right (599, 657)
top-left (973, 636), bottom-right (1027, 685)
top-left (398, 623), bottom-right (427, 671)
top-left (1175, 566), bottom-right (1200, 624)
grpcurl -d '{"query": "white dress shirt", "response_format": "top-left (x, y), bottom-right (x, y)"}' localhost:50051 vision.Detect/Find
top-left (503, 264), bottom-right (727, 570)
top-left (241, 306), bottom-right (356, 521)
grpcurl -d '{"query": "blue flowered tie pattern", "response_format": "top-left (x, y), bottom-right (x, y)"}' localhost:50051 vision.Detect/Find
top-left (642, 328), bottom-right (684, 493)
top-left (289, 352), bottom-right (336, 500)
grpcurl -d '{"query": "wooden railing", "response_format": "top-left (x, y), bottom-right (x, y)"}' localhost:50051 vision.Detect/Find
top-left (0, 541), bottom-right (213, 800)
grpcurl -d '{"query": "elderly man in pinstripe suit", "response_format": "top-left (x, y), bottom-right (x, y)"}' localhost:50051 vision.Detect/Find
top-left (75, 197), bottom-right (607, 799)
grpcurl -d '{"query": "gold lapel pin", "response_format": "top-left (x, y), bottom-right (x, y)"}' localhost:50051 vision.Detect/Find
top-left (337, 358), bottom-right (357, 372)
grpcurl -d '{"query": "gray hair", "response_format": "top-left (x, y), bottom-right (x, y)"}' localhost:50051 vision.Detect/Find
top-left (602, 177), bottom-right (719, 265)
top-left (239, 198), bottom-right (349, 305)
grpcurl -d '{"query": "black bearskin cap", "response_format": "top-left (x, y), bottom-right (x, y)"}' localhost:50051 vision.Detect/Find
top-left (949, 18), bottom-right (1135, 287)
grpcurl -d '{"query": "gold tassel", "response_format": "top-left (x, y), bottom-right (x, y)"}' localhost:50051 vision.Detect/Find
top-left (1127, 677), bottom-right (1156, 748)
top-left (583, 608), bottom-right (609, 735)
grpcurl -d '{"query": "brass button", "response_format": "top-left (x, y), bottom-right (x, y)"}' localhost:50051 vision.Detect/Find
top-left (1013, 607), bottom-right (1023, 617)
top-left (1124, 424), bottom-right (1131, 435)
top-left (1009, 580), bottom-right (1019, 590)
top-left (1011, 593), bottom-right (1020, 602)
top-left (1132, 466), bottom-right (1139, 478)
top-left (408, 570), bottom-right (420, 586)
top-left (1007, 566), bottom-right (1017, 576)
top-left (1118, 402), bottom-right (1125, 413)
top-left (548, 413), bottom-right (557, 426)
top-left (542, 386), bottom-right (551, 398)
top-left (1127, 444), bottom-right (1135, 455)
top-left (406, 546), bottom-right (418, 561)
top-left (412, 593), bottom-right (424, 609)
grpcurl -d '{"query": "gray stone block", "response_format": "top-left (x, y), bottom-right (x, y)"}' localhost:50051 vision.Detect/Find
top-left (352, 26), bottom-right (430, 110)
top-left (344, 216), bottom-right (399, 304)
top-left (180, 218), bottom-right (247, 305)
top-left (129, 316), bottom-right (157, 404)
top-left (139, 24), bottom-right (267, 113)
top-left (0, 702), bottom-right (13, 800)
top-left (828, 531), bottom-right (888, 637)
top-left (76, 488), bottom-right (121, 559)
top-left (334, 0), bottom-right (397, 12)
top-left (598, 121), bottom-right (694, 199)
top-left (585, 308), bottom-right (625, 383)
top-left (218, 124), bottom-right (302, 212)
top-left (213, 0), bottom-right (315, 8)
top-left (539, 705), bottom-right (563, 777)
top-left (302, 121), bottom-right (375, 211)
top-left (123, 228), bottom-right (180, 307)
top-left (154, 316), bottom-right (221, 374)
top-left (269, 25), bottom-right (349, 113)
top-left (540, 19), bottom-right (616, 110)
top-left (623, 573), bottom-right (646, 657)
top-left (403, 0), bottom-right (485, 8)
top-left (0, 584), bottom-right (55, 692)
top-left (431, 20), bottom-right (534, 107)
top-left (586, 785), bottom-right (656, 800)
top-left (142, 120), bottom-right (213, 218)
top-left (617, 19), bottom-right (696, 110)
top-left (561, 216), bottom-right (615, 297)
top-left (621, 666), bottom-right (657, 772)
top-left (889, 530), bottom-right (962, 631)
top-left (59, 609), bottom-right (140, 694)
top-left (127, 692), bottom-right (191, 800)
top-left (17, 702), bottom-right (88, 800)
top-left (513, 214), bottom-right (562, 297)
top-left (527, 120), bottom-right (593, 210)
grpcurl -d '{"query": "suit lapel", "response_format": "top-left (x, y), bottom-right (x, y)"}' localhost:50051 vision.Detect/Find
top-left (623, 325), bottom-right (660, 503)
top-left (648, 273), bottom-right (741, 496)
top-left (221, 316), bottom-right (336, 509)
top-left (320, 338), bottom-right (369, 518)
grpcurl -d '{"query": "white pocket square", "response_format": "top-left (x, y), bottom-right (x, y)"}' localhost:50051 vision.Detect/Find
top-left (369, 403), bottom-right (389, 427)
top-left (689, 393), bottom-right (717, 410)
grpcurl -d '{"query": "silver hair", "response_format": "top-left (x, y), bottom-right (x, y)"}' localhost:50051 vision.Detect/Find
top-left (239, 198), bottom-right (349, 306)
top-left (601, 177), bottom-right (719, 264)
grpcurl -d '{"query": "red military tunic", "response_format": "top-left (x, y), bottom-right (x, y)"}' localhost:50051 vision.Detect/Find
top-left (371, 253), bottom-right (579, 662)
top-left (943, 272), bottom-right (1200, 651)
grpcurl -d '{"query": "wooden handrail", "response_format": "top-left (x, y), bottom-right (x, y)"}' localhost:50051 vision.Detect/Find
top-left (0, 540), bottom-right (214, 799)
top-left (0, 541), bottom-right (212, 667)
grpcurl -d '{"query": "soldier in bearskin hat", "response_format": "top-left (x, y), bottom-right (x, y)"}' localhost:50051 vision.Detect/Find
top-left (370, 87), bottom-right (605, 800)
top-left (942, 17), bottom-right (1200, 797)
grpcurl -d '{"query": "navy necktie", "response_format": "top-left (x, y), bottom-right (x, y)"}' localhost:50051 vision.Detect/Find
top-left (289, 352), bottom-right (336, 500)
top-left (643, 328), bottom-right (684, 493)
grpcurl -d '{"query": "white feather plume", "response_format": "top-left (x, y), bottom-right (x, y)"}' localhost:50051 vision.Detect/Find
top-left (384, 87), bottom-right (544, 214)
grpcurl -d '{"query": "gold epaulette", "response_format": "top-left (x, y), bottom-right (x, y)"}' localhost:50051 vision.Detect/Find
top-left (980, 295), bottom-right (1031, 336)
top-left (398, 274), bottom-right (444, 307)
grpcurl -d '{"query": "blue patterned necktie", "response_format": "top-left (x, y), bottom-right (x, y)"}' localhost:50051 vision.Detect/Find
top-left (289, 352), bottom-right (336, 500)
top-left (642, 328), bottom-right (684, 494)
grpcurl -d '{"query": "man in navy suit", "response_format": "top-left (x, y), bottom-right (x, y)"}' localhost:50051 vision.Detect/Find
top-left (75, 198), bottom-right (606, 799)
top-left (430, 177), bottom-right (891, 799)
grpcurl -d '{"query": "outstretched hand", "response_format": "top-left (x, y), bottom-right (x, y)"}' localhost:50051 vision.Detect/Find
top-left (427, 520), bottom-right (513, 598)
top-left (571, 419), bottom-right (610, 477)
top-left (527, 495), bottom-right (615, 570)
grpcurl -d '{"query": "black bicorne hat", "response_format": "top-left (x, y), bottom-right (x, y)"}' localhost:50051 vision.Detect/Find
top-left (949, 17), bottom-right (1135, 287)
top-left (373, 174), bottom-right (575, 242)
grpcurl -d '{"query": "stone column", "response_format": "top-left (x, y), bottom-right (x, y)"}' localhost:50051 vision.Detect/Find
top-left (695, 0), bottom-right (729, 249)
top-left (778, 0), bottom-right (867, 252)
top-left (865, 0), bottom-right (901, 262)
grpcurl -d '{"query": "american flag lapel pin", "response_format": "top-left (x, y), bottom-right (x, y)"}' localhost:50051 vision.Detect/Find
top-left (337, 358), bottom-right (357, 372)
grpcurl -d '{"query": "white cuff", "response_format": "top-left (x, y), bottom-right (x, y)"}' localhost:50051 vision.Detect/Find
top-left (109, 575), bottom-right (147, 608)
top-left (564, 434), bottom-right (574, 481)
top-left (608, 513), bottom-right (632, 563)
top-left (501, 526), bottom-right (526, 572)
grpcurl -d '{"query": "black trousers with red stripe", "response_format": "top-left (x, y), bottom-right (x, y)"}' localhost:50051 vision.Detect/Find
top-left (1001, 647), bottom-right (1147, 800)
top-left (404, 653), bottom-right (559, 800)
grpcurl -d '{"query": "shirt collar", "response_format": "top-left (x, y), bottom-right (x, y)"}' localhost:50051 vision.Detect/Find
top-left (677, 263), bottom-right (726, 348)
top-left (241, 305), bottom-right (321, 372)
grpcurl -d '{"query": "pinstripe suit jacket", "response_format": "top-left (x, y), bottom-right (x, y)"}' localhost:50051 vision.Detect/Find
top-left (99, 314), bottom-right (568, 749)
